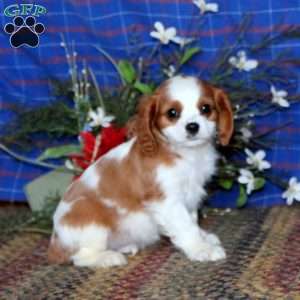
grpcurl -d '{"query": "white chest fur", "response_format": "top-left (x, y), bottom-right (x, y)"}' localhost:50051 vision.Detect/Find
top-left (156, 142), bottom-right (217, 211)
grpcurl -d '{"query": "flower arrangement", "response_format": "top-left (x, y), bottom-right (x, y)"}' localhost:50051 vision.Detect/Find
top-left (1, 2), bottom-right (300, 232)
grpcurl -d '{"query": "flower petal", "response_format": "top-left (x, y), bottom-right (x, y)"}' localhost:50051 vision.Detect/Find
top-left (278, 98), bottom-right (290, 108)
top-left (289, 177), bottom-right (297, 186)
top-left (256, 150), bottom-right (266, 160)
top-left (277, 90), bottom-right (288, 98)
top-left (240, 168), bottom-right (253, 177)
top-left (286, 196), bottom-right (294, 205)
top-left (270, 85), bottom-right (276, 95)
top-left (192, 0), bottom-right (200, 7)
top-left (205, 3), bottom-right (219, 12)
top-left (259, 161), bottom-right (271, 170)
top-left (246, 183), bottom-right (254, 195)
top-left (245, 148), bottom-right (253, 157)
top-left (154, 21), bottom-right (164, 33)
top-left (238, 176), bottom-right (249, 184)
top-left (237, 50), bottom-right (246, 58)
top-left (88, 111), bottom-right (97, 120)
top-left (165, 27), bottom-right (177, 39)
top-left (243, 60), bottom-right (258, 71)
top-left (171, 36), bottom-right (183, 45)
top-left (228, 56), bottom-right (237, 66)
top-left (150, 31), bottom-right (162, 40)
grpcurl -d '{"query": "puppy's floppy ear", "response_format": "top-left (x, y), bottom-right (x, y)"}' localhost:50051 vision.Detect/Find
top-left (125, 115), bottom-right (138, 139)
top-left (213, 88), bottom-right (234, 146)
top-left (136, 95), bottom-right (159, 156)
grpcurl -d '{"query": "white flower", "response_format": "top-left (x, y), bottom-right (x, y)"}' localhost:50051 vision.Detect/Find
top-left (270, 85), bottom-right (289, 108)
top-left (164, 65), bottom-right (176, 78)
top-left (88, 107), bottom-right (115, 128)
top-left (150, 22), bottom-right (193, 48)
top-left (238, 169), bottom-right (255, 194)
top-left (245, 148), bottom-right (271, 171)
top-left (240, 127), bottom-right (253, 142)
top-left (193, 0), bottom-right (219, 14)
top-left (282, 177), bottom-right (300, 205)
top-left (150, 22), bottom-right (177, 45)
top-left (229, 50), bottom-right (258, 72)
top-left (65, 159), bottom-right (75, 170)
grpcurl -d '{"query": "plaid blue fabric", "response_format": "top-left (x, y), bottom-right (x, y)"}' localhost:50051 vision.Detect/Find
top-left (0, 0), bottom-right (300, 206)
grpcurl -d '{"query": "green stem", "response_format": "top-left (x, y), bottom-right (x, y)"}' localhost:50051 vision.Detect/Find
top-left (88, 67), bottom-right (106, 112)
top-left (22, 227), bottom-right (52, 235)
top-left (0, 143), bottom-right (80, 174)
top-left (94, 45), bottom-right (126, 86)
top-left (253, 122), bottom-right (292, 139)
top-left (264, 173), bottom-right (288, 189)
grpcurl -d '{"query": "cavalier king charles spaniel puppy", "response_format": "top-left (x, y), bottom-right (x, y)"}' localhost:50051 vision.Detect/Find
top-left (48, 75), bottom-right (233, 268)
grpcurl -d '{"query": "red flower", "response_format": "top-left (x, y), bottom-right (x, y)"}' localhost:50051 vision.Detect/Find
top-left (70, 125), bottom-right (127, 172)
top-left (98, 125), bottom-right (127, 157)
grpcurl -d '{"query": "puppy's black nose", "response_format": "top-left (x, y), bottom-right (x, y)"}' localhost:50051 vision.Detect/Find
top-left (186, 122), bottom-right (199, 135)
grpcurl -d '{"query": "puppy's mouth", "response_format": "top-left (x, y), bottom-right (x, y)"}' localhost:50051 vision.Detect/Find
top-left (185, 134), bottom-right (211, 145)
top-left (186, 132), bottom-right (203, 141)
top-left (187, 134), bottom-right (199, 140)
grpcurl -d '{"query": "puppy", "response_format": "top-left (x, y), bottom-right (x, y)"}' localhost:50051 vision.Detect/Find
top-left (48, 75), bottom-right (233, 268)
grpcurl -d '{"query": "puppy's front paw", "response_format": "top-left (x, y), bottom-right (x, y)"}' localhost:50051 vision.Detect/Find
top-left (185, 240), bottom-right (226, 262)
top-left (119, 244), bottom-right (138, 256)
top-left (204, 233), bottom-right (221, 246)
top-left (208, 244), bottom-right (226, 261)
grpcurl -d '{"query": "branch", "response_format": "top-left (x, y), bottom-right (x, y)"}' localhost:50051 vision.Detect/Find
top-left (0, 143), bottom-right (80, 174)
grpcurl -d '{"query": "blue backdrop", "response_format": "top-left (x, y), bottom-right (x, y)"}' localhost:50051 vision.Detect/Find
top-left (0, 0), bottom-right (300, 206)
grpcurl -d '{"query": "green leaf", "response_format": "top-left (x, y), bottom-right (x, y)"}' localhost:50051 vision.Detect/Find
top-left (254, 177), bottom-right (266, 191)
top-left (180, 47), bottom-right (201, 65)
top-left (38, 144), bottom-right (82, 161)
top-left (133, 81), bottom-right (153, 95)
top-left (118, 60), bottom-right (136, 83)
top-left (236, 185), bottom-right (247, 208)
top-left (218, 178), bottom-right (234, 190)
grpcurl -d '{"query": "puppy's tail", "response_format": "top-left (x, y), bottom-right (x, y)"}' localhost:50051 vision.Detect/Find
top-left (47, 232), bottom-right (71, 264)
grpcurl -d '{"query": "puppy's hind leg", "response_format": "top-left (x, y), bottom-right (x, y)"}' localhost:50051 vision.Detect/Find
top-left (69, 224), bottom-right (127, 268)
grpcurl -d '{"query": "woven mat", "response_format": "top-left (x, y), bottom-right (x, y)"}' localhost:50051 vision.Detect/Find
top-left (1, 205), bottom-right (300, 300)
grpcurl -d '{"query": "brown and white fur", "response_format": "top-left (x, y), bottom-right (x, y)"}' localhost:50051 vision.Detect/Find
top-left (48, 75), bottom-right (234, 268)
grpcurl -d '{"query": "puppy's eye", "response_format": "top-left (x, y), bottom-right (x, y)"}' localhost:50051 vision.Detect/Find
top-left (200, 104), bottom-right (211, 115)
top-left (167, 108), bottom-right (180, 119)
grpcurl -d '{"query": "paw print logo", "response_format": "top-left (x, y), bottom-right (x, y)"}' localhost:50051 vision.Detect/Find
top-left (4, 16), bottom-right (45, 48)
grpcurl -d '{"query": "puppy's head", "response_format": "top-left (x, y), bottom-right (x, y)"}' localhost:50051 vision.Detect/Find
top-left (135, 76), bottom-right (234, 156)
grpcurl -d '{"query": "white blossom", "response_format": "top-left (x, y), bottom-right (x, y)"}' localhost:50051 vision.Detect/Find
top-left (164, 65), bottom-right (176, 78)
top-left (88, 107), bottom-right (115, 128)
top-left (150, 22), bottom-right (193, 48)
top-left (245, 148), bottom-right (271, 171)
top-left (150, 22), bottom-right (177, 45)
top-left (229, 50), bottom-right (258, 72)
top-left (270, 85), bottom-right (289, 108)
top-left (65, 159), bottom-right (75, 170)
top-left (193, 0), bottom-right (219, 14)
top-left (240, 127), bottom-right (253, 142)
top-left (238, 169), bottom-right (255, 195)
top-left (282, 177), bottom-right (300, 205)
